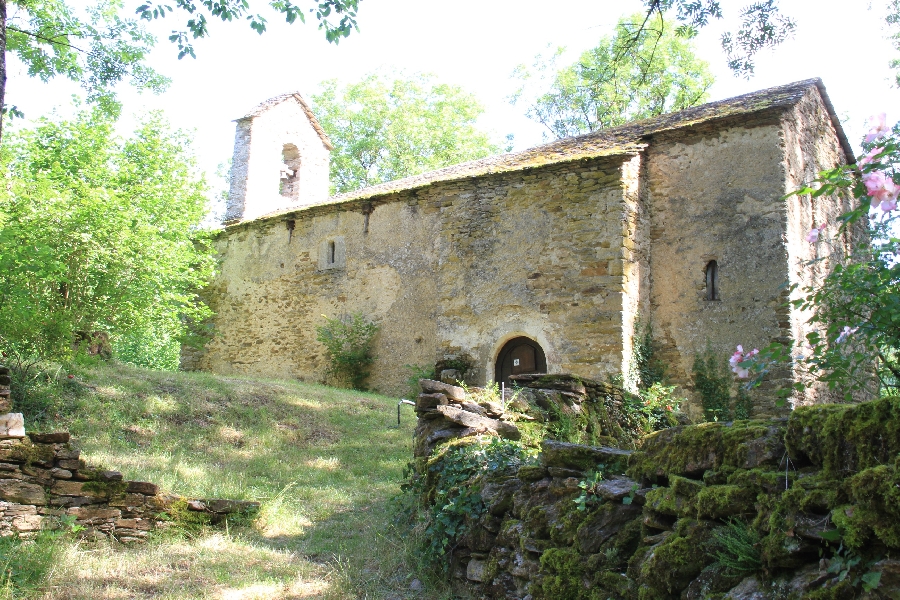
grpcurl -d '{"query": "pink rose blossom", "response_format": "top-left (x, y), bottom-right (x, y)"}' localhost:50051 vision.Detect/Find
top-left (859, 146), bottom-right (883, 168)
top-left (836, 326), bottom-right (859, 344)
top-left (729, 345), bottom-right (759, 379)
top-left (806, 223), bottom-right (826, 243)
top-left (865, 113), bottom-right (890, 143)
top-left (862, 171), bottom-right (899, 210)
top-left (882, 198), bottom-right (898, 212)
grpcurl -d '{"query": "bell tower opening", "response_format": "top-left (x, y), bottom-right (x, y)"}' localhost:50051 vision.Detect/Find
top-left (495, 336), bottom-right (547, 387)
top-left (280, 143), bottom-right (302, 201)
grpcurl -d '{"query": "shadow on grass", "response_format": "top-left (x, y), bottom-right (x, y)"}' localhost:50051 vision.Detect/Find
top-left (31, 363), bottom-right (449, 599)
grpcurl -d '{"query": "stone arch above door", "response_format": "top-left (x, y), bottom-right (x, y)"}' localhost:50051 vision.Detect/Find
top-left (494, 336), bottom-right (547, 386)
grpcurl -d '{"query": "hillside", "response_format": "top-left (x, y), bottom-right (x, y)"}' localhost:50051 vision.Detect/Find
top-left (9, 363), bottom-right (444, 599)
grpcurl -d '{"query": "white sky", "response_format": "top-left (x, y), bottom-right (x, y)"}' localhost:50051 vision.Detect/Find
top-left (6, 0), bottom-right (900, 184)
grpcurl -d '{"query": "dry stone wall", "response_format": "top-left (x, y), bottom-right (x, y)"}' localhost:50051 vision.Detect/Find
top-left (0, 431), bottom-right (258, 542)
top-left (412, 384), bottom-right (900, 599)
top-left (0, 367), bottom-right (258, 542)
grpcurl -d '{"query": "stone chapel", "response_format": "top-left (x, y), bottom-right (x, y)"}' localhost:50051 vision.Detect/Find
top-left (185, 79), bottom-right (855, 413)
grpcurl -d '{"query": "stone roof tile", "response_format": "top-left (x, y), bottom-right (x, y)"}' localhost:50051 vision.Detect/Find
top-left (247, 78), bottom-right (851, 224)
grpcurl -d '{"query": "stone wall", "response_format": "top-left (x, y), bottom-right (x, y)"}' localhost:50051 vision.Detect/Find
top-left (413, 394), bottom-right (900, 599)
top-left (198, 81), bottom-right (854, 410)
top-left (0, 429), bottom-right (257, 541)
top-left (200, 155), bottom-right (642, 395)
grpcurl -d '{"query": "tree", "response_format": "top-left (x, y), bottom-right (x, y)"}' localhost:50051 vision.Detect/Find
top-left (512, 13), bottom-right (714, 140)
top-left (638, 0), bottom-right (796, 78)
top-left (311, 73), bottom-right (501, 194)
top-left (0, 107), bottom-right (215, 372)
top-left (0, 0), bottom-right (360, 143)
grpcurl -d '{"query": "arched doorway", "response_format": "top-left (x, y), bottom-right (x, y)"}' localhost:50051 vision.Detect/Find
top-left (495, 337), bottom-right (547, 386)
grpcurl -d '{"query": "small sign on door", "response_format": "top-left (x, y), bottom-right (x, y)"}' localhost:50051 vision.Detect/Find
top-left (513, 359), bottom-right (520, 366)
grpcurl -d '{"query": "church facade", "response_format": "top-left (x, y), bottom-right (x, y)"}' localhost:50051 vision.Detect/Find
top-left (187, 79), bottom-right (854, 414)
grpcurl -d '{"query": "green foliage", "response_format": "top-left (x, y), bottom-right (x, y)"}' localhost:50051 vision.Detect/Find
top-left (693, 344), bottom-right (745, 421)
top-left (711, 519), bottom-right (762, 574)
top-left (573, 470), bottom-right (604, 512)
top-left (636, 382), bottom-right (683, 429)
top-left (4, 0), bottom-right (168, 121)
top-left (0, 108), bottom-right (215, 373)
top-left (639, 0), bottom-right (796, 77)
top-left (114, 326), bottom-right (181, 372)
top-left (632, 321), bottom-right (666, 391)
top-left (0, 526), bottom-right (71, 597)
top-left (511, 12), bottom-right (713, 139)
top-left (418, 438), bottom-right (532, 568)
top-left (404, 363), bottom-right (435, 400)
top-left (311, 73), bottom-right (500, 194)
top-left (315, 313), bottom-right (378, 391)
top-left (136, 0), bottom-right (360, 58)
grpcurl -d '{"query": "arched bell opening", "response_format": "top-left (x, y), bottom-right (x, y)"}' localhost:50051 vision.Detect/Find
top-left (494, 336), bottom-right (547, 387)
top-left (280, 143), bottom-right (302, 201)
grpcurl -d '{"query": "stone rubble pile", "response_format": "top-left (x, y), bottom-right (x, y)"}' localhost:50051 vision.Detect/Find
top-left (413, 379), bottom-right (520, 458)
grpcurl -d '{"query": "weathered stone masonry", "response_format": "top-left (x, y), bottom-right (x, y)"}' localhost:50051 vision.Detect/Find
top-left (193, 79), bottom-right (855, 410)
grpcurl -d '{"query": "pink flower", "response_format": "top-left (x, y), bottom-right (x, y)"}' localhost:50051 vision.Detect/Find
top-left (729, 345), bottom-right (759, 379)
top-left (865, 113), bottom-right (890, 143)
top-left (862, 171), bottom-right (899, 210)
top-left (859, 146), bottom-right (883, 168)
top-left (806, 223), bottom-right (826, 243)
top-left (835, 326), bottom-right (859, 344)
top-left (882, 198), bottom-right (898, 212)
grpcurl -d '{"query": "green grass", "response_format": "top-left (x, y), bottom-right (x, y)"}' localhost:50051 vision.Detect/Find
top-left (9, 362), bottom-right (450, 599)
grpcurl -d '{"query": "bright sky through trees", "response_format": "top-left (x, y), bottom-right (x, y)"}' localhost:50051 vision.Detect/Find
top-left (5, 0), bottom-right (900, 181)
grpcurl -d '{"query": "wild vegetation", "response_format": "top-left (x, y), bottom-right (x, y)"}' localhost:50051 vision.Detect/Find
top-left (0, 108), bottom-right (214, 380)
top-left (511, 12), bottom-right (714, 139)
top-left (3, 362), bottom-right (451, 599)
top-left (312, 72), bottom-right (502, 194)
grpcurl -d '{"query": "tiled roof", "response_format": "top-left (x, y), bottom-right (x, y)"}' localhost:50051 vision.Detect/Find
top-left (245, 78), bottom-right (851, 223)
top-left (237, 92), bottom-right (334, 151)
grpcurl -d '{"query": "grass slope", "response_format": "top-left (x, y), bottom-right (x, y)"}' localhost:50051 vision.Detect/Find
top-left (10, 363), bottom-right (444, 600)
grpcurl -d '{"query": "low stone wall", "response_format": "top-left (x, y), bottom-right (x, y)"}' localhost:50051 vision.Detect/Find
top-left (413, 374), bottom-right (671, 459)
top-left (0, 432), bottom-right (258, 542)
top-left (413, 386), bottom-right (900, 599)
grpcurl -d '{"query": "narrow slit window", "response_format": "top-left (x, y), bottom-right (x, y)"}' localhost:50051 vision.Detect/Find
top-left (705, 260), bottom-right (719, 301)
top-left (328, 240), bottom-right (336, 265)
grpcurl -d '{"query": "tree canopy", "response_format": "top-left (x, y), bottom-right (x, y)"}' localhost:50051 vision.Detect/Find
top-left (0, 0), bottom-right (361, 142)
top-left (513, 13), bottom-right (714, 140)
top-left (637, 0), bottom-right (795, 78)
top-left (0, 107), bottom-right (215, 371)
top-left (311, 73), bottom-right (501, 194)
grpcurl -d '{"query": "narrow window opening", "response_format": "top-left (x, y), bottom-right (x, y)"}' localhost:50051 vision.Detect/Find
top-left (286, 219), bottom-right (295, 243)
top-left (328, 240), bottom-right (336, 265)
top-left (279, 144), bottom-right (301, 201)
top-left (705, 260), bottom-right (719, 301)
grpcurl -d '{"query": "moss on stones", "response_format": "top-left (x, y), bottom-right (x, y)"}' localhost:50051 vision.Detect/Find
top-left (694, 485), bottom-right (755, 520)
top-left (638, 519), bottom-right (715, 598)
top-left (537, 547), bottom-right (588, 600)
top-left (628, 420), bottom-right (785, 482)
top-left (786, 395), bottom-right (900, 476)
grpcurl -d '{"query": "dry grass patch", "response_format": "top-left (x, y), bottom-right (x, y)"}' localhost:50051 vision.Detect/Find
top-left (9, 363), bottom-right (450, 599)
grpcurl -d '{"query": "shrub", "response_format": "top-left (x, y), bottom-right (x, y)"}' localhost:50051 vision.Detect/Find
top-left (316, 313), bottom-right (379, 391)
top-left (693, 344), bottom-right (736, 421)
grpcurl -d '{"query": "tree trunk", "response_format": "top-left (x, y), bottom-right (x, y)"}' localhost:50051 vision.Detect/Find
top-left (0, 0), bottom-right (6, 145)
